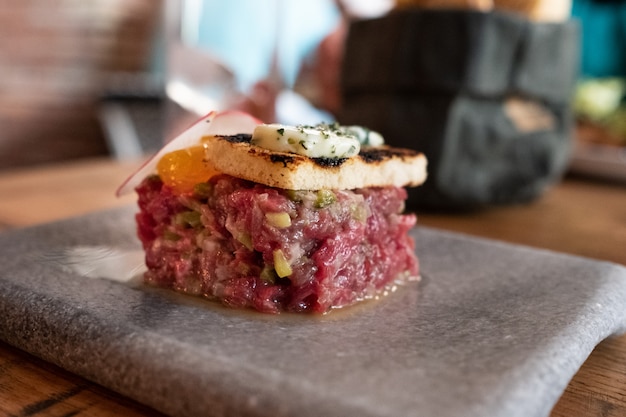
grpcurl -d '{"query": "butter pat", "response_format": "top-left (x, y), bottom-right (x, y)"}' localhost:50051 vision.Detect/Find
top-left (251, 123), bottom-right (362, 159)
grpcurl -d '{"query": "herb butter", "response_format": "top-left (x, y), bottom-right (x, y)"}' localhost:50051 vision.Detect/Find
top-left (342, 126), bottom-right (384, 147)
top-left (251, 123), bottom-right (378, 159)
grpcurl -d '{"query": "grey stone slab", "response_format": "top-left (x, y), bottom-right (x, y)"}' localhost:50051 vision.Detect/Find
top-left (0, 206), bottom-right (624, 417)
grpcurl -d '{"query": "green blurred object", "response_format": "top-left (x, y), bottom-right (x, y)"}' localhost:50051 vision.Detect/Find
top-left (574, 77), bottom-right (626, 142)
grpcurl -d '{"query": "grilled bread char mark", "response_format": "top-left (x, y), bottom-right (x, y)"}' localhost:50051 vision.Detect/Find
top-left (205, 134), bottom-right (428, 191)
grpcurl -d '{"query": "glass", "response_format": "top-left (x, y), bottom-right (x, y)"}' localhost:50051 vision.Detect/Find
top-left (164, 0), bottom-right (341, 133)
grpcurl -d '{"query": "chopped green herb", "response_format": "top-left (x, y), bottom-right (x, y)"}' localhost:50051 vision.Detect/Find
top-left (277, 128), bottom-right (285, 135)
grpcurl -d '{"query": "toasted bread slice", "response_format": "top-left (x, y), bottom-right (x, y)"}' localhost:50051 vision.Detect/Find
top-left (203, 134), bottom-right (427, 191)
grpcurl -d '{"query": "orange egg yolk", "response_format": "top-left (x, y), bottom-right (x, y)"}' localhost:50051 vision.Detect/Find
top-left (156, 145), bottom-right (219, 194)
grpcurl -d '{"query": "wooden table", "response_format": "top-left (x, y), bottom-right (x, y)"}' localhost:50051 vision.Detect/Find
top-left (0, 157), bottom-right (624, 416)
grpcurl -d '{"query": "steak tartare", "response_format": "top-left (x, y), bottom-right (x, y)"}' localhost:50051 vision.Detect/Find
top-left (135, 174), bottom-right (419, 314)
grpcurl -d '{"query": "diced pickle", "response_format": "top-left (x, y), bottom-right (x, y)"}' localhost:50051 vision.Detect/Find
top-left (351, 204), bottom-right (368, 222)
top-left (314, 190), bottom-right (336, 209)
top-left (265, 212), bottom-right (291, 228)
top-left (273, 249), bottom-right (293, 277)
top-left (260, 266), bottom-right (278, 284)
top-left (175, 211), bottom-right (202, 228)
top-left (286, 189), bottom-right (304, 202)
top-left (193, 182), bottom-right (213, 198)
top-left (237, 232), bottom-right (253, 250)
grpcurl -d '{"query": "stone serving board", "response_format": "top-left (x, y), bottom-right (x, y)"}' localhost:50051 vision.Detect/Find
top-left (0, 206), bottom-right (624, 417)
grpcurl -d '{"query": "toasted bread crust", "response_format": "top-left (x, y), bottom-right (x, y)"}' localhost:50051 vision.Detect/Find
top-left (203, 134), bottom-right (427, 190)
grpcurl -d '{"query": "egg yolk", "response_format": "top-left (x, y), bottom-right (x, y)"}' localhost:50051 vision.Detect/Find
top-left (156, 145), bottom-right (219, 194)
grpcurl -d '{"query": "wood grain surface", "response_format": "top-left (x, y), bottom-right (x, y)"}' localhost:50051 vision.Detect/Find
top-left (0, 157), bottom-right (624, 416)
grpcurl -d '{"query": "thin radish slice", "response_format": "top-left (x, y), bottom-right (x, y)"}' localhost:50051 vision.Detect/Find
top-left (116, 110), bottom-right (261, 196)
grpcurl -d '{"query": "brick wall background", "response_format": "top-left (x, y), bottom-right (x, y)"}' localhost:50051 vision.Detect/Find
top-left (0, 0), bottom-right (161, 169)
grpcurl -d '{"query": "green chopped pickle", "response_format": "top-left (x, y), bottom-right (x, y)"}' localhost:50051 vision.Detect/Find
top-left (260, 266), bottom-right (279, 284)
top-left (351, 204), bottom-right (368, 222)
top-left (286, 189), bottom-right (304, 202)
top-left (315, 189), bottom-right (336, 209)
top-left (237, 232), bottom-right (254, 250)
top-left (193, 182), bottom-right (213, 198)
top-left (175, 211), bottom-right (202, 228)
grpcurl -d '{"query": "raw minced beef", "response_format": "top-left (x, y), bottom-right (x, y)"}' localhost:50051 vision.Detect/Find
top-left (135, 174), bottom-right (419, 314)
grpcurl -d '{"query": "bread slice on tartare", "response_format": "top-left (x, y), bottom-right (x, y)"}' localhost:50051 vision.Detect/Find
top-left (202, 133), bottom-right (427, 191)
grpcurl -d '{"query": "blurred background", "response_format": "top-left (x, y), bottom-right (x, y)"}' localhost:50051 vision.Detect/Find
top-left (0, 0), bottom-right (162, 169)
top-left (0, 0), bottom-right (624, 186)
